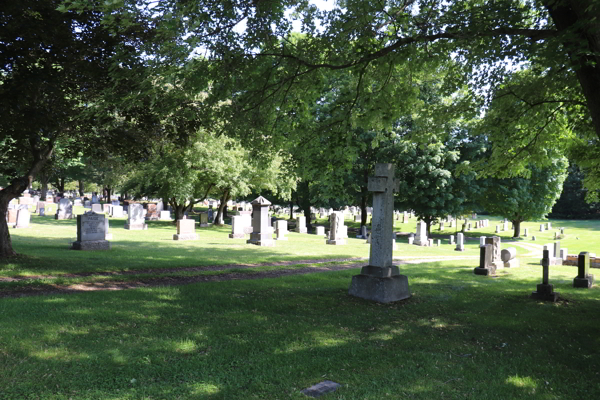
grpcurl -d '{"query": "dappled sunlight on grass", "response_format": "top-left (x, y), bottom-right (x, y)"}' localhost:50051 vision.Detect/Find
top-left (506, 375), bottom-right (538, 393)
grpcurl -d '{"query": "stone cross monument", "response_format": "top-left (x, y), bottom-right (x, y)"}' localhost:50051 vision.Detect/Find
top-left (348, 164), bottom-right (410, 303)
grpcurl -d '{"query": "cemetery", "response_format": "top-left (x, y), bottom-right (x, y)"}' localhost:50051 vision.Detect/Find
top-left (2, 1), bottom-right (600, 399)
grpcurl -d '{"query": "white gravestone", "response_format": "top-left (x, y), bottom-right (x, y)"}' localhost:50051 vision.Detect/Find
top-left (414, 221), bottom-right (428, 246)
top-left (326, 211), bottom-right (346, 245)
top-left (55, 198), bottom-right (73, 220)
top-left (111, 205), bottom-right (124, 218)
top-left (295, 215), bottom-right (307, 233)
top-left (105, 218), bottom-right (113, 240)
top-left (159, 210), bottom-right (171, 221)
top-left (15, 209), bottom-right (31, 229)
top-left (316, 226), bottom-right (325, 236)
top-left (91, 204), bottom-right (103, 213)
top-left (124, 204), bottom-right (148, 230)
top-left (229, 216), bottom-right (245, 239)
top-left (455, 232), bottom-right (465, 251)
top-left (349, 163), bottom-right (410, 303)
top-left (173, 219), bottom-right (198, 240)
top-left (72, 212), bottom-right (111, 250)
top-left (275, 220), bottom-right (288, 241)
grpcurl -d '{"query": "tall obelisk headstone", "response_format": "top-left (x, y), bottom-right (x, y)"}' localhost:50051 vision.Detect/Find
top-left (348, 164), bottom-right (410, 303)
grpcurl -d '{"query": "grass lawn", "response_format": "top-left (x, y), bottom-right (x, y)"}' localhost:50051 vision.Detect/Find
top-left (1, 212), bottom-right (599, 399)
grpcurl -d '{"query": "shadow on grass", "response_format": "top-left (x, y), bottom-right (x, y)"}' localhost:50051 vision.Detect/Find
top-left (1, 265), bottom-right (600, 399)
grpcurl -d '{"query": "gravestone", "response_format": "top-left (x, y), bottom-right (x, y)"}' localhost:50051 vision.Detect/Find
top-left (531, 250), bottom-right (559, 302)
top-left (111, 205), bottom-right (124, 218)
top-left (414, 220), bottom-right (428, 246)
top-left (103, 203), bottom-right (112, 214)
top-left (159, 210), bottom-right (171, 221)
top-left (72, 212), bottom-right (111, 250)
top-left (501, 247), bottom-right (519, 268)
top-left (91, 203), bottom-right (103, 213)
top-left (36, 202), bottom-right (46, 214)
top-left (295, 216), bottom-right (307, 233)
top-left (229, 216), bottom-right (245, 239)
top-left (91, 194), bottom-right (99, 203)
top-left (39, 207), bottom-right (45, 216)
top-left (19, 196), bottom-right (32, 206)
top-left (124, 203), bottom-right (148, 230)
top-left (55, 198), bottom-right (73, 220)
top-left (479, 236), bottom-right (486, 247)
top-left (247, 196), bottom-right (274, 247)
top-left (104, 218), bottom-right (113, 240)
top-left (239, 211), bottom-right (253, 234)
top-left (173, 219), bottom-right (198, 240)
top-left (540, 224), bottom-right (544, 232)
top-left (199, 212), bottom-right (209, 227)
top-left (326, 211), bottom-right (346, 245)
top-left (495, 225), bottom-right (499, 233)
top-left (553, 241), bottom-right (563, 265)
top-left (84, 200), bottom-right (91, 209)
top-left (503, 221), bottom-right (508, 231)
top-left (316, 226), bottom-right (325, 236)
top-left (349, 163), bottom-right (410, 303)
top-left (408, 236), bottom-right (414, 245)
top-left (439, 221), bottom-right (444, 231)
top-left (474, 244), bottom-right (495, 276)
top-left (455, 233), bottom-right (465, 251)
top-left (111, 200), bottom-right (120, 206)
top-left (207, 206), bottom-right (214, 222)
top-left (15, 209), bottom-right (30, 229)
top-left (450, 235), bottom-right (455, 245)
top-left (524, 228), bottom-right (528, 237)
top-left (275, 220), bottom-right (288, 241)
top-left (485, 236), bottom-right (502, 268)
top-left (145, 203), bottom-right (159, 221)
top-left (6, 209), bottom-right (17, 227)
top-left (573, 252), bottom-right (594, 288)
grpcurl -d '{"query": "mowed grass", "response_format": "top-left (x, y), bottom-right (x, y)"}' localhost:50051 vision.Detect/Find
top-left (1, 211), bottom-right (600, 399)
top-left (1, 259), bottom-right (600, 399)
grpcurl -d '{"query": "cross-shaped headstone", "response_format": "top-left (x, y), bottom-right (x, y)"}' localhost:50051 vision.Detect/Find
top-left (367, 163), bottom-right (400, 269)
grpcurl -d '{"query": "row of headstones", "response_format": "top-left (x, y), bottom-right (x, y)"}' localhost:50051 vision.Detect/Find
top-left (532, 250), bottom-right (594, 301)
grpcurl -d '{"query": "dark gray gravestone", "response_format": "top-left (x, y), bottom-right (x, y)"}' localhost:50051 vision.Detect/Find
top-left (573, 252), bottom-right (594, 288)
top-left (474, 244), bottom-right (495, 276)
top-left (301, 381), bottom-right (341, 398)
top-left (531, 250), bottom-right (559, 301)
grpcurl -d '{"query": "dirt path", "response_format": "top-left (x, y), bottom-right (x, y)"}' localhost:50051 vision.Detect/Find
top-left (0, 255), bottom-right (478, 299)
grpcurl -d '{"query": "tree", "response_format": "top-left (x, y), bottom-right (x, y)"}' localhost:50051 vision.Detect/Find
top-left (479, 157), bottom-right (569, 238)
top-left (122, 129), bottom-right (294, 221)
top-left (392, 138), bottom-right (480, 236)
top-left (549, 164), bottom-right (600, 219)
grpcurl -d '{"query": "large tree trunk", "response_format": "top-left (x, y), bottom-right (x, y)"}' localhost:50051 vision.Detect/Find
top-left (0, 145), bottom-right (53, 258)
top-left (78, 180), bottom-right (84, 197)
top-left (173, 202), bottom-right (187, 222)
top-left (214, 188), bottom-right (230, 225)
top-left (512, 220), bottom-right (521, 238)
top-left (545, 0), bottom-right (600, 140)
top-left (289, 198), bottom-right (294, 220)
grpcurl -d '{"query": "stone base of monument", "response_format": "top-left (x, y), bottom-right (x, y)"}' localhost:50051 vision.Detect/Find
top-left (199, 223), bottom-right (209, 228)
top-left (124, 223), bottom-right (148, 230)
top-left (531, 284), bottom-right (559, 302)
top-left (348, 266), bottom-right (410, 303)
top-left (71, 240), bottom-right (111, 251)
top-left (573, 274), bottom-right (594, 288)
top-left (326, 239), bottom-right (346, 245)
top-left (540, 257), bottom-right (562, 266)
top-left (247, 233), bottom-right (274, 247)
top-left (295, 228), bottom-right (307, 234)
top-left (229, 233), bottom-right (245, 239)
top-left (474, 266), bottom-right (496, 276)
top-left (504, 259), bottom-right (519, 268)
top-left (14, 224), bottom-right (30, 229)
top-left (173, 233), bottom-right (198, 240)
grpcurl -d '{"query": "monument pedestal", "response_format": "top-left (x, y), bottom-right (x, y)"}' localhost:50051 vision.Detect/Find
top-left (173, 233), bottom-right (198, 240)
top-left (72, 240), bottom-right (111, 251)
top-left (247, 232), bottom-right (274, 246)
top-left (124, 223), bottom-right (148, 230)
top-left (531, 283), bottom-right (559, 302)
top-left (573, 274), bottom-right (594, 288)
top-left (473, 266), bottom-right (496, 276)
top-left (349, 266), bottom-right (410, 303)
top-left (326, 239), bottom-right (346, 245)
top-left (229, 233), bottom-right (245, 239)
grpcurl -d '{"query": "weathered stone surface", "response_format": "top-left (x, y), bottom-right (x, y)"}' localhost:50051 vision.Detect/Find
top-left (501, 247), bottom-right (517, 262)
top-left (229, 215), bottom-right (245, 238)
top-left (173, 219), bottom-right (197, 240)
top-left (474, 244), bottom-right (495, 276)
top-left (414, 220), bottom-right (428, 246)
top-left (72, 212), bottom-right (110, 251)
top-left (71, 240), bottom-right (111, 250)
top-left (301, 381), bottom-right (341, 398)
top-left (295, 215), bottom-right (307, 233)
top-left (247, 196), bottom-right (274, 247)
top-left (326, 211), bottom-right (346, 245)
top-left (125, 204), bottom-right (148, 230)
top-left (349, 164), bottom-right (410, 303)
top-left (532, 250), bottom-right (559, 301)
